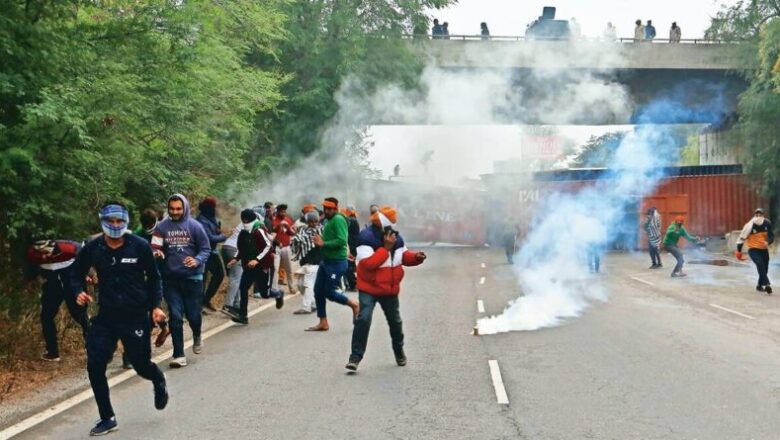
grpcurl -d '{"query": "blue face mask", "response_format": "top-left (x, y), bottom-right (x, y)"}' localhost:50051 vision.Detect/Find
top-left (99, 204), bottom-right (129, 239)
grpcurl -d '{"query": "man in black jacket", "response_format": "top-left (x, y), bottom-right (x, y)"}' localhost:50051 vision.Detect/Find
top-left (71, 202), bottom-right (169, 436)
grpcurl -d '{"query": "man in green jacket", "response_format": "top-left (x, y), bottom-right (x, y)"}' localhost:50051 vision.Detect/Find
top-left (306, 197), bottom-right (359, 332)
top-left (664, 215), bottom-right (699, 278)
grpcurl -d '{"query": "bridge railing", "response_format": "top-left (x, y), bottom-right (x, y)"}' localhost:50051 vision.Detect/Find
top-left (403, 34), bottom-right (731, 44)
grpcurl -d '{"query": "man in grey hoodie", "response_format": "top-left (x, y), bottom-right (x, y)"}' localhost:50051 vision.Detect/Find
top-left (152, 194), bottom-right (211, 368)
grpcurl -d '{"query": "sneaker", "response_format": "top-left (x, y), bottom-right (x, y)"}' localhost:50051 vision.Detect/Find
top-left (253, 292), bottom-right (262, 299)
top-left (121, 359), bottom-right (133, 370)
top-left (169, 357), bottom-right (187, 368)
top-left (89, 417), bottom-right (118, 436)
top-left (649, 264), bottom-right (658, 269)
top-left (345, 357), bottom-right (360, 372)
top-left (293, 308), bottom-right (313, 315)
top-left (42, 352), bottom-right (61, 362)
top-left (394, 349), bottom-right (407, 367)
top-left (766, 286), bottom-right (773, 295)
top-left (193, 337), bottom-right (203, 355)
top-left (275, 293), bottom-right (284, 310)
top-left (153, 381), bottom-right (169, 410)
top-left (231, 316), bottom-right (249, 325)
top-left (757, 285), bottom-right (766, 292)
top-left (221, 306), bottom-right (238, 318)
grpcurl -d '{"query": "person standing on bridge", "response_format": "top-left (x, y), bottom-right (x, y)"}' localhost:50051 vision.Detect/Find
top-left (152, 194), bottom-right (211, 367)
top-left (602, 22), bottom-right (617, 41)
top-left (634, 19), bottom-right (645, 42)
top-left (669, 22), bottom-right (682, 43)
top-left (643, 207), bottom-right (663, 269)
top-left (306, 197), bottom-right (360, 332)
top-left (71, 202), bottom-right (169, 436)
top-left (663, 216), bottom-right (699, 278)
top-left (346, 206), bottom-right (426, 372)
top-left (645, 20), bottom-right (657, 42)
top-left (735, 208), bottom-right (774, 294)
top-left (480, 22), bottom-right (490, 40)
top-left (442, 22), bottom-right (450, 40)
top-left (431, 18), bottom-right (443, 39)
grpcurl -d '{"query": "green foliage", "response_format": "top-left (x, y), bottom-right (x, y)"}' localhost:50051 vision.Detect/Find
top-left (571, 132), bottom-right (627, 168)
top-left (679, 134), bottom-right (700, 166)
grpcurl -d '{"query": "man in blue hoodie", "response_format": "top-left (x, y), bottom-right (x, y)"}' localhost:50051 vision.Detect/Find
top-left (196, 197), bottom-right (227, 312)
top-left (152, 194), bottom-right (211, 368)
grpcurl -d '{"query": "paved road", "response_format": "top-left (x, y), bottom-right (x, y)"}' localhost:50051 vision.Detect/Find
top-left (12, 248), bottom-right (780, 439)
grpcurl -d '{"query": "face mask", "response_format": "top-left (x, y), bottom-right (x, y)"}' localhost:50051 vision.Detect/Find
top-left (755, 216), bottom-right (765, 226)
top-left (144, 220), bottom-right (159, 236)
top-left (101, 220), bottom-right (128, 239)
top-left (243, 222), bottom-right (255, 231)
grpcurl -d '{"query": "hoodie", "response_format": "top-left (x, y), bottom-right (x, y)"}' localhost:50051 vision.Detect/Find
top-left (152, 194), bottom-right (211, 278)
top-left (196, 202), bottom-right (227, 250)
top-left (355, 225), bottom-right (422, 296)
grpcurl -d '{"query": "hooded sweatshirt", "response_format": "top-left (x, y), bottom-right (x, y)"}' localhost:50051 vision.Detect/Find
top-left (356, 225), bottom-right (422, 296)
top-left (196, 203), bottom-right (227, 250)
top-left (152, 194), bottom-right (211, 279)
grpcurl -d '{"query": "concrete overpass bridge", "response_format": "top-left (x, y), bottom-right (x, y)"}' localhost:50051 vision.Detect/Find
top-left (401, 38), bottom-right (752, 125)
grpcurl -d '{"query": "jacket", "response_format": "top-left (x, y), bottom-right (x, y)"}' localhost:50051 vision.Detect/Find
top-left (151, 194), bottom-right (211, 278)
top-left (235, 222), bottom-right (274, 269)
top-left (355, 225), bottom-right (422, 296)
top-left (70, 234), bottom-right (163, 318)
top-left (272, 215), bottom-right (296, 248)
top-left (196, 213), bottom-right (227, 250)
top-left (737, 218), bottom-right (774, 252)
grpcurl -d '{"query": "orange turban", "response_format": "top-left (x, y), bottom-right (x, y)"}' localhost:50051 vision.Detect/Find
top-left (371, 206), bottom-right (397, 228)
top-left (674, 215), bottom-right (685, 223)
top-left (322, 200), bottom-right (338, 209)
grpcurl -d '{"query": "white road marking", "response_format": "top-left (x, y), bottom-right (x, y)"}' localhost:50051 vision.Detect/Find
top-left (481, 263), bottom-right (486, 268)
top-left (488, 360), bottom-right (510, 405)
top-left (710, 303), bottom-right (756, 320)
top-left (0, 295), bottom-right (296, 440)
top-left (479, 277), bottom-right (486, 285)
top-left (630, 276), bottom-right (655, 286)
top-left (477, 300), bottom-right (485, 313)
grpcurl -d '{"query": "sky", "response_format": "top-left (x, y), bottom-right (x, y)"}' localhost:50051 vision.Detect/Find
top-left (429, 0), bottom-right (733, 39)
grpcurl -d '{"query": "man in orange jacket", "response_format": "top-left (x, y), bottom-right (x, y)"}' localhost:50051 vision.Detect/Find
top-left (346, 206), bottom-right (426, 372)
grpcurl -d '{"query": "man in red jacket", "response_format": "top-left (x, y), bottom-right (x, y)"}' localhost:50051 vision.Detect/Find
top-left (346, 206), bottom-right (426, 372)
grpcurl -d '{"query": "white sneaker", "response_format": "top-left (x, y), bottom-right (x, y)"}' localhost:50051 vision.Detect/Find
top-left (169, 357), bottom-right (188, 368)
top-left (193, 337), bottom-right (203, 355)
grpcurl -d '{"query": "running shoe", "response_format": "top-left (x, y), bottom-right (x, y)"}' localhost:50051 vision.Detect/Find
top-left (89, 417), bottom-right (118, 436)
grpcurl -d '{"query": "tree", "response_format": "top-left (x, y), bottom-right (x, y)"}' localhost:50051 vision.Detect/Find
top-left (572, 132), bottom-right (627, 168)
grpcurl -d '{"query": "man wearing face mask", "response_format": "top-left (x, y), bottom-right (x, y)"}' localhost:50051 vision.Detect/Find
top-left (736, 208), bottom-right (775, 294)
top-left (226, 209), bottom-right (283, 324)
top-left (70, 202), bottom-right (169, 436)
top-left (152, 194), bottom-right (211, 368)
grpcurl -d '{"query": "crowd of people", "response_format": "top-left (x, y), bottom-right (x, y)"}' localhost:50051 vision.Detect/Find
top-left (24, 196), bottom-right (426, 436)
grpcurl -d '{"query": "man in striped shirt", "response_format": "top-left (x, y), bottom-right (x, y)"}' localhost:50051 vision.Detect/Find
top-left (643, 207), bottom-right (663, 269)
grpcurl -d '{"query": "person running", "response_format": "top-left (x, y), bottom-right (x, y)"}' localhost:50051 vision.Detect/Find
top-left (306, 197), bottom-right (360, 332)
top-left (152, 194), bottom-right (211, 368)
top-left (70, 202), bottom-right (169, 436)
top-left (220, 220), bottom-right (244, 317)
top-left (344, 205), bottom-right (360, 292)
top-left (346, 206), bottom-right (426, 371)
top-left (196, 197), bottom-right (227, 312)
top-left (25, 239), bottom-right (90, 362)
top-left (643, 207), bottom-right (663, 269)
top-left (663, 216), bottom-right (699, 278)
top-left (272, 203), bottom-right (297, 295)
top-left (291, 210), bottom-right (323, 315)
top-left (226, 209), bottom-right (283, 324)
top-left (736, 208), bottom-right (774, 294)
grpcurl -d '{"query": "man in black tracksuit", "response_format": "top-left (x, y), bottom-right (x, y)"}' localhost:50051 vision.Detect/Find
top-left (71, 202), bottom-right (169, 436)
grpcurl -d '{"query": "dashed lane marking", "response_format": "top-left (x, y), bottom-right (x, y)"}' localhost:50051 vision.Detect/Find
top-left (477, 300), bottom-right (485, 313)
top-left (479, 277), bottom-right (486, 285)
top-left (710, 303), bottom-right (756, 320)
top-left (481, 263), bottom-right (486, 268)
top-left (488, 360), bottom-right (510, 405)
top-left (0, 295), bottom-right (297, 440)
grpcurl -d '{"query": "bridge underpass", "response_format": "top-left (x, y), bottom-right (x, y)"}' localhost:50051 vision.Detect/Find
top-left (389, 39), bottom-right (752, 125)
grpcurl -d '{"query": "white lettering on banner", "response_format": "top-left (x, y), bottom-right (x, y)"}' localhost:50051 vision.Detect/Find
top-left (408, 208), bottom-right (458, 223)
top-left (518, 189), bottom-right (540, 203)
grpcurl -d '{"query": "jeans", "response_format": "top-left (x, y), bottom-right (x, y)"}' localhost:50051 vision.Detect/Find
top-left (351, 292), bottom-right (404, 360)
top-left (345, 259), bottom-right (357, 290)
top-left (314, 259), bottom-right (350, 318)
top-left (648, 242), bottom-right (662, 266)
top-left (164, 277), bottom-right (203, 358)
top-left (749, 248), bottom-right (771, 287)
top-left (238, 265), bottom-right (279, 318)
top-left (221, 247), bottom-right (242, 308)
top-left (202, 252), bottom-right (225, 306)
top-left (667, 245), bottom-right (684, 275)
top-left (87, 314), bottom-right (165, 420)
top-left (40, 269), bottom-right (90, 357)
